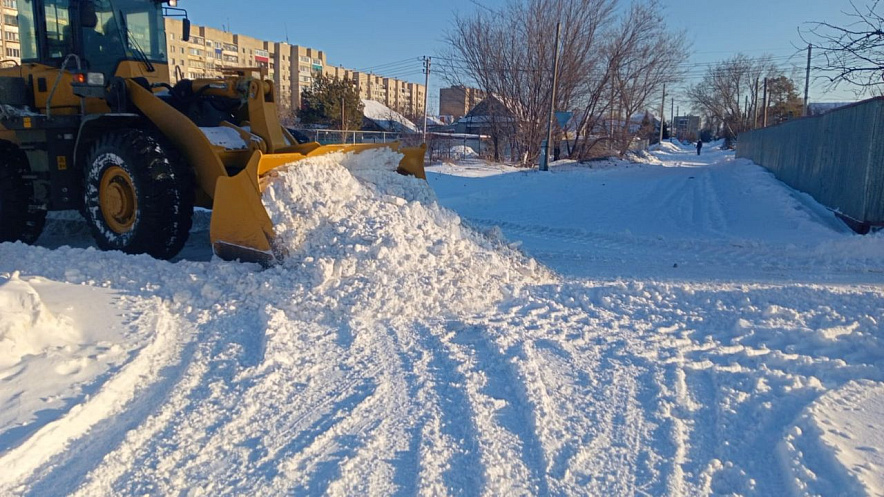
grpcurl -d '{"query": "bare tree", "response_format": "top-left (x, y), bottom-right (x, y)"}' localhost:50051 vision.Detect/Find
top-left (801, 0), bottom-right (884, 93)
top-left (608, 0), bottom-right (689, 156)
top-left (444, 0), bottom-right (617, 165)
top-left (687, 55), bottom-right (778, 146)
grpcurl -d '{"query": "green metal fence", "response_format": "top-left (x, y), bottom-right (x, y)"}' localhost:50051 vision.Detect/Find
top-left (736, 97), bottom-right (884, 228)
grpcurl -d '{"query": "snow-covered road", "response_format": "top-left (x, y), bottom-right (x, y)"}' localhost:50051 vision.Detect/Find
top-left (1, 143), bottom-right (882, 495)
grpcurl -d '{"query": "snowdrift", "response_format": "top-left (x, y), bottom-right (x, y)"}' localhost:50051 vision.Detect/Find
top-left (261, 148), bottom-right (553, 319)
top-left (1, 143), bottom-right (882, 496)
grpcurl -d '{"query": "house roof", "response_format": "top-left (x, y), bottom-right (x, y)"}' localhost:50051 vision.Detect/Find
top-left (361, 99), bottom-right (419, 132)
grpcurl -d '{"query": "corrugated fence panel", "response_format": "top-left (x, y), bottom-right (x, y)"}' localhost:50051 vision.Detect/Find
top-left (737, 97), bottom-right (884, 225)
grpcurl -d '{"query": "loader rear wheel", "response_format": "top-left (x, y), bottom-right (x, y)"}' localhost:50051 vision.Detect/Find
top-left (0, 141), bottom-right (46, 244)
top-left (83, 130), bottom-right (194, 259)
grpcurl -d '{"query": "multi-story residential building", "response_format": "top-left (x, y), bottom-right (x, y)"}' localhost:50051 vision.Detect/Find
top-left (674, 115), bottom-right (701, 141)
top-left (324, 65), bottom-right (425, 118)
top-left (1, 10), bottom-right (425, 121)
top-left (440, 85), bottom-right (484, 120)
top-left (1, 0), bottom-right (21, 62)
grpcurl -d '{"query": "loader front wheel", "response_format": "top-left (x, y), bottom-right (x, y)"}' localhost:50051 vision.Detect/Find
top-left (83, 130), bottom-right (194, 259)
top-left (0, 140), bottom-right (46, 244)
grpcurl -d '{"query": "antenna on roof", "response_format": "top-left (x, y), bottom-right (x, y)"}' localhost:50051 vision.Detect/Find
top-left (284, 22), bottom-right (289, 43)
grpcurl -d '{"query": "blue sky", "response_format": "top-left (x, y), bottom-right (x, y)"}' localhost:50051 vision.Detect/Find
top-left (182, 0), bottom-right (869, 111)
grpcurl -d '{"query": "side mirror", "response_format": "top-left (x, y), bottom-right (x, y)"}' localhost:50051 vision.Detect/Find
top-left (81, 1), bottom-right (98, 28)
top-left (182, 18), bottom-right (190, 42)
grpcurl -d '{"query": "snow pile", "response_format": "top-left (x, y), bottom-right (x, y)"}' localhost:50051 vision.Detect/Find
top-left (449, 145), bottom-right (478, 158)
top-left (0, 273), bottom-right (79, 368)
top-left (200, 127), bottom-right (248, 150)
top-left (654, 140), bottom-right (684, 153)
top-left (262, 148), bottom-right (552, 319)
top-left (0, 273), bottom-right (135, 465)
top-left (361, 99), bottom-right (419, 132)
top-left (780, 380), bottom-right (884, 496)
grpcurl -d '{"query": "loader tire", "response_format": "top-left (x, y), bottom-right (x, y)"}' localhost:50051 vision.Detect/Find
top-left (0, 140), bottom-right (46, 244)
top-left (83, 130), bottom-right (194, 259)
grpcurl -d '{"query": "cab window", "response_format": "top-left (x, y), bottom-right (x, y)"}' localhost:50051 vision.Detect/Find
top-left (16, 0), bottom-right (38, 60)
top-left (43, 0), bottom-right (73, 59)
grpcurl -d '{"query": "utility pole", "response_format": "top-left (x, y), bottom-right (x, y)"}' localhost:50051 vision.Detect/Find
top-left (341, 95), bottom-right (347, 143)
top-left (676, 105), bottom-right (680, 140)
top-left (804, 44), bottom-right (812, 116)
top-left (422, 56), bottom-right (431, 144)
top-left (753, 77), bottom-right (760, 128)
top-left (762, 77), bottom-right (769, 127)
top-left (670, 98), bottom-right (674, 142)
top-left (659, 84), bottom-right (666, 144)
top-left (541, 22), bottom-right (561, 171)
top-left (609, 77), bottom-right (615, 139)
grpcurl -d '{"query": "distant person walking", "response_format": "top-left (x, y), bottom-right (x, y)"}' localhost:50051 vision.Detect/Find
top-left (696, 140), bottom-right (703, 155)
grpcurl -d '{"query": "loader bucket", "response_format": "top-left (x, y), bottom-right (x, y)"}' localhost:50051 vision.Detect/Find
top-left (209, 141), bottom-right (426, 265)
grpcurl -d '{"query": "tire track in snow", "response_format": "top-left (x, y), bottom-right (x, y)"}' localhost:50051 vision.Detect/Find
top-left (446, 322), bottom-right (550, 496)
top-left (466, 216), bottom-right (880, 283)
top-left (408, 322), bottom-right (485, 495)
top-left (0, 300), bottom-right (196, 495)
top-left (292, 322), bottom-right (419, 496)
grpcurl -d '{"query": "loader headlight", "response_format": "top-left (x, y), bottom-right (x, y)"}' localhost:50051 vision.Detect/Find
top-left (73, 72), bottom-right (105, 86)
top-left (71, 72), bottom-right (107, 99)
top-left (87, 72), bottom-right (105, 86)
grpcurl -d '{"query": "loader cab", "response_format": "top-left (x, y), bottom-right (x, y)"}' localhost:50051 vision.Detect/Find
top-left (17, 0), bottom-right (169, 82)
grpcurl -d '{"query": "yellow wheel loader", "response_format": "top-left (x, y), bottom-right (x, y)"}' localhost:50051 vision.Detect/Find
top-left (0, 0), bottom-right (426, 265)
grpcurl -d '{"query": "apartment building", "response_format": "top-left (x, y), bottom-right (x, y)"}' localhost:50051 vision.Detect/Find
top-left (440, 85), bottom-right (484, 120)
top-left (1, 0), bottom-right (21, 62)
top-left (324, 65), bottom-right (426, 118)
top-left (1, 8), bottom-right (425, 120)
top-left (165, 20), bottom-right (425, 119)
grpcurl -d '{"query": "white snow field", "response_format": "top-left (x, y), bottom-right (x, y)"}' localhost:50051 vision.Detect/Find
top-left (1, 142), bottom-right (882, 496)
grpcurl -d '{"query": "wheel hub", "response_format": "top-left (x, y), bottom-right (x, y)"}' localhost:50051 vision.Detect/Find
top-left (99, 166), bottom-right (137, 233)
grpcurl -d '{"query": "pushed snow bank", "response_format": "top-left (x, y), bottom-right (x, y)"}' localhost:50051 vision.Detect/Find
top-left (0, 272), bottom-right (80, 369)
top-left (0, 273), bottom-right (135, 461)
top-left (262, 148), bottom-right (553, 319)
top-left (779, 380), bottom-right (884, 496)
top-left (653, 140), bottom-right (686, 153)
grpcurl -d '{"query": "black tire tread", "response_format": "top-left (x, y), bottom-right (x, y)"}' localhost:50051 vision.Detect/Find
top-left (83, 129), bottom-right (194, 259)
top-left (0, 140), bottom-right (46, 244)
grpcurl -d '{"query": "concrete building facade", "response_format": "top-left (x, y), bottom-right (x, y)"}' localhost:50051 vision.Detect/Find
top-left (0, 9), bottom-right (425, 123)
top-left (440, 85), bottom-right (484, 120)
top-left (323, 65), bottom-right (426, 119)
top-left (1, 0), bottom-right (21, 62)
top-left (674, 115), bottom-right (701, 141)
top-left (164, 19), bottom-right (423, 121)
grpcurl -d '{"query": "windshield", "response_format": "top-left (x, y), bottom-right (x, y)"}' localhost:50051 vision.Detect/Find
top-left (82, 0), bottom-right (166, 75)
top-left (114, 0), bottom-right (166, 62)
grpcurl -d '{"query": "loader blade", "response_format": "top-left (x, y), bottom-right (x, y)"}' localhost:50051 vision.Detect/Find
top-left (210, 152), bottom-right (277, 265)
top-left (209, 142), bottom-right (426, 265)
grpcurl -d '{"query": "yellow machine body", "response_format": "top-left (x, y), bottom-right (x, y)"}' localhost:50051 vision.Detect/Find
top-left (123, 73), bottom-right (426, 264)
top-left (0, 0), bottom-right (426, 264)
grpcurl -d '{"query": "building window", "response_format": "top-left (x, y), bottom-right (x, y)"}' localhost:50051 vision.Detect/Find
top-left (2, 0), bottom-right (17, 8)
top-left (6, 47), bottom-right (20, 58)
top-left (169, 33), bottom-right (175, 40)
top-left (3, 14), bottom-right (18, 26)
top-left (4, 31), bottom-right (18, 42)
